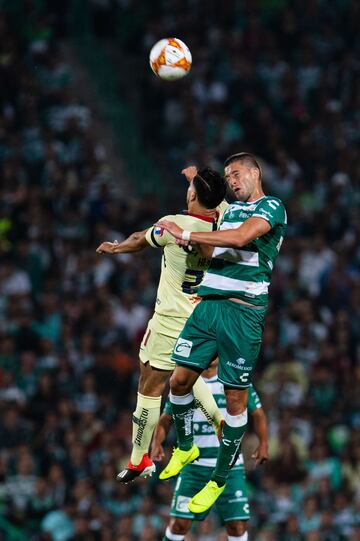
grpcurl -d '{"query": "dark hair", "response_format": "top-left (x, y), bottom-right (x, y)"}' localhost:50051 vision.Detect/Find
top-left (224, 152), bottom-right (262, 181)
top-left (193, 167), bottom-right (227, 209)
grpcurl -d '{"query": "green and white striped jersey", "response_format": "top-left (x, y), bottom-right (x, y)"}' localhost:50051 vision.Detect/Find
top-left (198, 196), bottom-right (287, 306)
top-left (164, 377), bottom-right (262, 467)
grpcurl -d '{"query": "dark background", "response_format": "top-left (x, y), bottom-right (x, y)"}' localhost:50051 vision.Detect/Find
top-left (0, 1), bottom-right (359, 540)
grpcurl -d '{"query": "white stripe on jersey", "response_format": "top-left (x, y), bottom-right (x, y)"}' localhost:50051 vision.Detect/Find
top-left (215, 221), bottom-right (259, 266)
top-left (201, 273), bottom-right (270, 295)
top-left (213, 246), bottom-right (259, 267)
top-left (220, 221), bottom-right (244, 229)
top-left (193, 434), bottom-right (219, 447)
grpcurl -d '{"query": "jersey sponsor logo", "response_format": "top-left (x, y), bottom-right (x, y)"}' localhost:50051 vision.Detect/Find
top-left (174, 338), bottom-right (193, 358)
top-left (257, 208), bottom-right (273, 217)
top-left (154, 226), bottom-right (164, 236)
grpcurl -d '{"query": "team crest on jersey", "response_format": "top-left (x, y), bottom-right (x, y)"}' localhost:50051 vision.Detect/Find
top-left (154, 226), bottom-right (164, 236)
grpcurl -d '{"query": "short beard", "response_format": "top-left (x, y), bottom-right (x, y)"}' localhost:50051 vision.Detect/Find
top-left (235, 191), bottom-right (250, 202)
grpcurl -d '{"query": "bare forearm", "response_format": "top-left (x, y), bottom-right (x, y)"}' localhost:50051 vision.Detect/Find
top-left (253, 411), bottom-right (268, 446)
top-left (113, 230), bottom-right (148, 253)
top-left (156, 216), bottom-right (271, 250)
top-left (189, 229), bottom-right (247, 249)
top-left (153, 414), bottom-right (173, 444)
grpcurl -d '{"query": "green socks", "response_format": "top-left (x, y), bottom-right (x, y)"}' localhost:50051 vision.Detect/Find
top-left (212, 410), bottom-right (248, 486)
top-left (169, 391), bottom-right (195, 451)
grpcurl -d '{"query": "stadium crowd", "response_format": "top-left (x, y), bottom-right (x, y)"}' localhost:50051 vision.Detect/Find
top-left (0, 1), bottom-right (359, 540)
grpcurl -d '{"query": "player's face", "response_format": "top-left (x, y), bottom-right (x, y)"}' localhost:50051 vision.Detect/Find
top-left (224, 162), bottom-right (257, 201)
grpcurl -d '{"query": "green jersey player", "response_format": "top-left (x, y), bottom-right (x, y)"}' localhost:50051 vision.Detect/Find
top-left (151, 360), bottom-right (268, 541)
top-left (155, 152), bottom-right (286, 513)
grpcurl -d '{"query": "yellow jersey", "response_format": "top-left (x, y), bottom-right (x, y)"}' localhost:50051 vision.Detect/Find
top-left (145, 211), bottom-right (218, 337)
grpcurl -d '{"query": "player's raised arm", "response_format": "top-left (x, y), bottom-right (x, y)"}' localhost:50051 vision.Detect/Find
top-left (96, 229), bottom-right (149, 254)
top-left (156, 216), bottom-right (272, 249)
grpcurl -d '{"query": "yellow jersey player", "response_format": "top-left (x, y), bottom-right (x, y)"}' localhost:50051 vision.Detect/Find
top-left (96, 166), bottom-right (227, 482)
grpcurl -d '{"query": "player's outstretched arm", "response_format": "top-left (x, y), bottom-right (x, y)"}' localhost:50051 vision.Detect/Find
top-left (96, 229), bottom-right (149, 254)
top-left (155, 216), bottom-right (272, 249)
top-left (150, 413), bottom-right (173, 462)
top-left (251, 407), bottom-right (269, 467)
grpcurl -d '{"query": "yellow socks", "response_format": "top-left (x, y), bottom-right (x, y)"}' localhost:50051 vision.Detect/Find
top-left (193, 376), bottom-right (223, 433)
top-left (130, 392), bottom-right (161, 466)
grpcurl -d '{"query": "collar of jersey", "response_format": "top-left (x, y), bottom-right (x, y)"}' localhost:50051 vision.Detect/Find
top-left (182, 210), bottom-right (216, 223)
top-left (234, 196), bottom-right (266, 205)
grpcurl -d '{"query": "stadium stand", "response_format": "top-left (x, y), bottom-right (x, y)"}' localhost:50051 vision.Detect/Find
top-left (0, 1), bottom-right (359, 540)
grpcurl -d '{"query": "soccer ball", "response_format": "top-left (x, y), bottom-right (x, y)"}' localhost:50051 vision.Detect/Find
top-left (149, 38), bottom-right (192, 81)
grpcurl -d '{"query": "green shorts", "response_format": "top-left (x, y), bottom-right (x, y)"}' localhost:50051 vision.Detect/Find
top-left (172, 298), bottom-right (266, 388)
top-left (170, 463), bottom-right (250, 522)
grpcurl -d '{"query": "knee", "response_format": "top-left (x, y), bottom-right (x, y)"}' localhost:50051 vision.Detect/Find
top-left (225, 520), bottom-right (247, 537)
top-left (225, 388), bottom-right (248, 415)
top-left (169, 518), bottom-right (190, 536)
top-left (138, 362), bottom-right (169, 396)
top-left (170, 370), bottom-right (193, 395)
top-left (140, 377), bottom-right (165, 397)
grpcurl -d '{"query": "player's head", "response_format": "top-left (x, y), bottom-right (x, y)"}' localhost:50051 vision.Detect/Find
top-left (187, 167), bottom-right (226, 209)
top-left (224, 152), bottom-right (263, 202)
